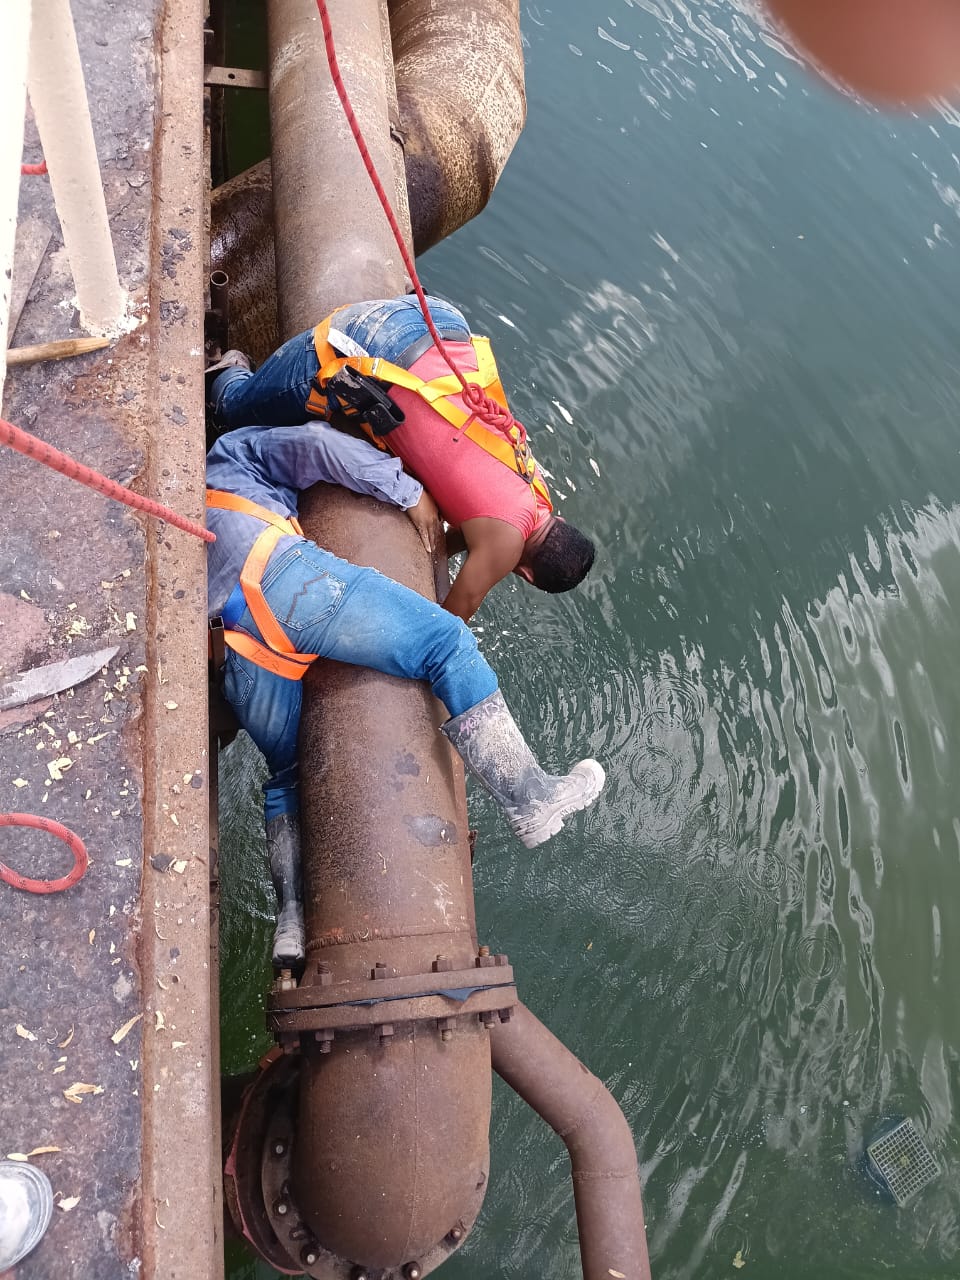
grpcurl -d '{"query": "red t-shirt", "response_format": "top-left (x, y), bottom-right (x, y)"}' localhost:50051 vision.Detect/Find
top-left (385, 341), bottom-right (551, 538)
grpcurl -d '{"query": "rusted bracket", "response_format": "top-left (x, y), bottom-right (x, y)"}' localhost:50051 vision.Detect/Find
top-left (203, 64), bottom-right (266, 90)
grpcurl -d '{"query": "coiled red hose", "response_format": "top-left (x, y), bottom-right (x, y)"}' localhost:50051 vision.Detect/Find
top-left (0, 813), bottom-right (88, 893)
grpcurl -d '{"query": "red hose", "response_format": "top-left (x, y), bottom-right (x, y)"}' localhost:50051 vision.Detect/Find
top-left (314, 0), bottom-right (527, 446)
top-left (0, 417), bottom-right (215, 543)
top-left (0, 814), bottom-right (88, 893)
top-left (21, 161), bottom-right (48, 176)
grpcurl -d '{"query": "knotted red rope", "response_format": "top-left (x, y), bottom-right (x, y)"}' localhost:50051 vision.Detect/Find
top-left (0, 417), bottom-right (214, 542)
top-left (0, 814), bottom-right (88, 893)
top-left (314, 0), bottom-right (527, 447)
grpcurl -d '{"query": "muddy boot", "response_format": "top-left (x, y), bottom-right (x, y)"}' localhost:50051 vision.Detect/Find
top-left (266, 812), bottom-right (304, 971)
top-left (441, 690), bottom-right (605, 849)
top-left (0, 1160), bottom-right (53, 1270)
top-left (205, 348), bottom-right (252, 410)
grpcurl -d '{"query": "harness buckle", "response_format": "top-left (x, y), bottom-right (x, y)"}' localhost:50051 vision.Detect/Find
top-left (325, 366), bottom-right (406, 437)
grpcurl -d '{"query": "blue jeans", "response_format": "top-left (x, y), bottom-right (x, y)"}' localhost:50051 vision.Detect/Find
top-left (221, 540), bottom-right (497, 822)
top-left (212, 295), bottom-right (470, 430)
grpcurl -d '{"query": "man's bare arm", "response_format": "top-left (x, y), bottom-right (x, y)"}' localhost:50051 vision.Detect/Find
top-left (441, 519), bottom-right (524, 622)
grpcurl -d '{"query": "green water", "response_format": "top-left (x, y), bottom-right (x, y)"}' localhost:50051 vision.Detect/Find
top-left (219, 2), bottom-right (960, 1276)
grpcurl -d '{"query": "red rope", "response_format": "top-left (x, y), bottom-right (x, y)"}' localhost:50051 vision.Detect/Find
top-left (21, 161), bottom-right (48, 176)
top-left (0, 417), bottom-right (215, 542)
top-left (0, 814), bottom-right (88, 893)
top-left (314, 0), bottom-right (526, 445)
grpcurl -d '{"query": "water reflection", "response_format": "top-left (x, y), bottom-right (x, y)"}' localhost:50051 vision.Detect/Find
top-left (483, 497), bottom-right (960, 1277)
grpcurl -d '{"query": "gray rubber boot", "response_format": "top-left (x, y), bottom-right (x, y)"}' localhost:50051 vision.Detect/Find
top-left (266, 812), bottom-right (305, 971)
top-left (205, 349), bottom-right (252, 413)
top-left (441, 690), bottom-right (605, 849)
top-left (0, 1160), bottom-right (53, 1270)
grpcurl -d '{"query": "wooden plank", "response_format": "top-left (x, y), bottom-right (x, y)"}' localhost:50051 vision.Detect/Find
top-left (8, 217), bottom-right (53, 341)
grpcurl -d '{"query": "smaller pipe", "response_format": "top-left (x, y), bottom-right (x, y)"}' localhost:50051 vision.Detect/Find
top-left (209, 269), bottom-right (230, 353)
top-left (490, 1002), bottom-right (652, 1280)
top-left (26, 0), bottom-right (126, 334)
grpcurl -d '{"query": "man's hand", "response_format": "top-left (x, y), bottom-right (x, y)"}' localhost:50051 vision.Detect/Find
top-left (406, 489), bottom-right (441, 556)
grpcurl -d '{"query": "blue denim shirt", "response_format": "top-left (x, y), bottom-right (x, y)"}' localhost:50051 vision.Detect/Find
top-left (206, 423), bottom-right (423, 616)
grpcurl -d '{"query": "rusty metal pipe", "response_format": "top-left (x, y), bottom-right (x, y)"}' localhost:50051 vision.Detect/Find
top-left (209, 268), bottom-right (229, 353)
top-left (263, 1), bottom-right (490, 1271)
top-left (209, 0), bottom-right (526, 353)
top-left (267, 0), bottom-right (409, 337)
top-left (490, 1002), bottom-right (653, 1280)
top-left (388, 0), bottom-right (526, 254)
top-left (209, 163), bottom-right (277, 365)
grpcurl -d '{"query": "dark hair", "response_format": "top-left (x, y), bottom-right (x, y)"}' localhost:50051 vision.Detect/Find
top-left (528, 521), bottom-right (596, 593)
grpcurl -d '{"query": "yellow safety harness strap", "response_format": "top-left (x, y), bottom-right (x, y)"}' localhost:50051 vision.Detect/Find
top-left (205, 489), bottom-right (318, 680)
top-left (310, 337), bottom-right (552, 512)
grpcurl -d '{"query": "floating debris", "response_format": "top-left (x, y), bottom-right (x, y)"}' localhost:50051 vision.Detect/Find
top-left (866, 1118), bottom-right (940, 1206)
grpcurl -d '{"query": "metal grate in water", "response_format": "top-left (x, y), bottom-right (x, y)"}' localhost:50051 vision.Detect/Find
top-left (866, 1119), bottom-right (940, 1206)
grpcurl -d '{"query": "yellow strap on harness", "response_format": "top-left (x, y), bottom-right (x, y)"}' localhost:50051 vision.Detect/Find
top-left (206, 490), bottom-right (317, 681)
top-left (307, 321), bottom-right (553, 514)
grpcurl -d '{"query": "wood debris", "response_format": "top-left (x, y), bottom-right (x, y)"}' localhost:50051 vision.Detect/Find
top-left (62, 1082), bottom-right (104, 1104)
top-left (110, 1014), bottom-right (143, 1045)
top-left (58, 1027), bottom-right (74, 1049)
top-left (16, 1024), bottom-right (37, 1042)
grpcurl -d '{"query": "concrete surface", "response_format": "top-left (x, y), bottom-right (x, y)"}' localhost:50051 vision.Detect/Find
top-left (0, 0), bottom-right (219, 1277)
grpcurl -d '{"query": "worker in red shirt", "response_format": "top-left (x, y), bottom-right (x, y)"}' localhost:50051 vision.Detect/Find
top-left (207, 294), bottom-right (596, 622)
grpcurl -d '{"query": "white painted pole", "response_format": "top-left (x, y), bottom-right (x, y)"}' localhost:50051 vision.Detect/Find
top-left (0, 3), bottom-right (32, 411)
top-left (27, 0), bottom-right (126, 334)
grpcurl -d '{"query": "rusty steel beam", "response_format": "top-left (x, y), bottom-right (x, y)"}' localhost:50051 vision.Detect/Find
top-left (388, 0), bottom-right (526, 254)
top-left (490, 1002), bottom-right (653, 1280)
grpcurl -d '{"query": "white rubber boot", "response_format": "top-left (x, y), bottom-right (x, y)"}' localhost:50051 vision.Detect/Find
top-left (441, 691), bottom-right (605, 849)
top-left (266, 812), bottom-right (305, 971)
top-left (0, 1160), bottom-right (53, 1270)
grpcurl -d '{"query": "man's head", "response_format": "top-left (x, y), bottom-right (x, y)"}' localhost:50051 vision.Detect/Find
top-left (516, 516), bottom-right (596, 594)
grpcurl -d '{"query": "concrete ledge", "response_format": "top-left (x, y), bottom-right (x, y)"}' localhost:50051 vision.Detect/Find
top-left (0, 0), bottom-right (219, 1276)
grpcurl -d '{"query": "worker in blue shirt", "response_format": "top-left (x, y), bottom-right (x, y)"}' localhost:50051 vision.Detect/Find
top-left (206, 422), bottom-right (605, 969)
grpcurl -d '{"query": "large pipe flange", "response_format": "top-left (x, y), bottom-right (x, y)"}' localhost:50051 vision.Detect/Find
top-left (267, 955), bottom-right (517, 1045)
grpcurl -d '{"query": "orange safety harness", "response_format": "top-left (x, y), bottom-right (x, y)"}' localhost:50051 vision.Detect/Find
top-left (206, 490), bottom-right (317, 681)
top-left (306, 313), bottom-right (554, 515)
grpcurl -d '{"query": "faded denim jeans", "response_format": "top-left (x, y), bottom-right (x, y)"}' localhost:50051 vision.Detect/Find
top-left (211, 295), bottom-right (470, 430)
top-left (221, 538), bottom-right (497, 822)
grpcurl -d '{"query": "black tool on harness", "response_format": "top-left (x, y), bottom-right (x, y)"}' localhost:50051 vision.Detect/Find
top-left (321, 366), bottom-right (406, 437)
